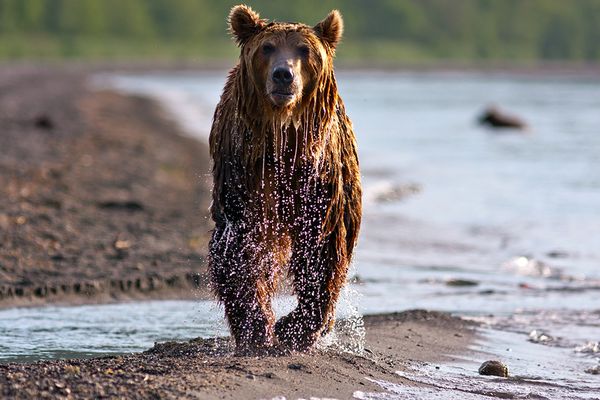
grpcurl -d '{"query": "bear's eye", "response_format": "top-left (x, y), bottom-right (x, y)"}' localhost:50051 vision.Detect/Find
top-left (298, 45), bottom-right (310, 58)
top-left (262, 43), bottom-right (275, 55)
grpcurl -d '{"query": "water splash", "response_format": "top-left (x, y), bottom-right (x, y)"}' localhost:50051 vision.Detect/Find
top-left (319, 283), bottom-right (366, 355)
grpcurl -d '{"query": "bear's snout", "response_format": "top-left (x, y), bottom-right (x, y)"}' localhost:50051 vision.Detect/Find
top-left (268, 62), bottom-right (299, 107)
top-left (272, 66), bottom-right (294, 86)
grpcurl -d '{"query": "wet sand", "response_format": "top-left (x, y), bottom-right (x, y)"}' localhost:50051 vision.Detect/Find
top-left (0, 66), bottom-right (213, 308)
top-left (0, 310), bottom-right (476, 399)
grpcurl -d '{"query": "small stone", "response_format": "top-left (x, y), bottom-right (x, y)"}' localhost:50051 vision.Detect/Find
top-left (446, 279), bottom-right (479, 287)
top-left (585, 365), bottom-right (600, 375)
top-left (546, 250), bottom-right (568, 259)
top-left (64, 365), bottom-right (80, 374)
top-left (34, 114), bottom-right (54, 130)
top-left (0, 213), bottom-right (9, 230)
top-left (50, 253), bottom-right (65, 261)
top-left (113, 239), bottom-right (131, 250)
top-left (478, 360), bottom-right (509, 377)
top-left (528, 330), bottom-right (553, 343)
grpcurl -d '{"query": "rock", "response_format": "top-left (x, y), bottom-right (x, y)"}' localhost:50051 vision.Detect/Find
top-left (575, 341), bottom-right (599, 354)
top-left (50, 253), bottom-right (65, 261)
top-left (478, 360), bottom-right (509, 377)
top-left (546, 250), bottom-right (569, 259)
top-left (97, 200), bottom-right (144, 212)
top-left (33, 286), bottom-right (48, 297)
top-left (446, 279), bottom-right (479, 287)
top-left (372, 182), bottom-right (421, 203)
top-left (113, 239), bottom-right (131, 250)
top-left (34, 114), bottom-right (54, 130)
top-left (478, 106), bottom-right (527, 130)
top-left (585, 365), bottom-right (600, 375)
top-left (528, 330), bottom-right (553, 344)
top-left (0, 213), bottom-right (9, 230)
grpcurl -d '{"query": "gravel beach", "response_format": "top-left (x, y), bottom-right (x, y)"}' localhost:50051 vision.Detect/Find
top-left (0, 310), bottom-right (476, 399)
top-left (0, 66), bottom-right (213, 308)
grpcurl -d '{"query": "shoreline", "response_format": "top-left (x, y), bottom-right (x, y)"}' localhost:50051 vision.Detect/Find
top-left (5, 59), bottom-right (600, 78)
top-left (0, 66), bottom-right (213, 309)
top-left (0, 310), bottom-right (478, 399)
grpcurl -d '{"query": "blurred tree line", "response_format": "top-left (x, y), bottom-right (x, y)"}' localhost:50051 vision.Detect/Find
top-left (0, 0), bottom-right (599, 63)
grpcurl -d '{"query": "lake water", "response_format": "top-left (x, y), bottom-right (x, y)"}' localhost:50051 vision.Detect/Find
top-left (2, 70), bottom-right (600, 398)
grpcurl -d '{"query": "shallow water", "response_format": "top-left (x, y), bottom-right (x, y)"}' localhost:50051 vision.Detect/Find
top-left (0, 300), bottom-right (227, 362)
top-left (3, 71), bottom-right (599, 397)
top-left (0, 291), bottom-right (366, 362)
top-left (357, 327), bottom-right (600, 399)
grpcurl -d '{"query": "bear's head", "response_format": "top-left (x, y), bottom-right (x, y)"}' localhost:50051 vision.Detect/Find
top-left (229, 5), bottom-right (343, 113)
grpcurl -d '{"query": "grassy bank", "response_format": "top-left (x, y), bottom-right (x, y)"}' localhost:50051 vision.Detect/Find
top-left (1, 0), bottom-right (599, 65)
top-left (0, 34), bottom-right (546, 67)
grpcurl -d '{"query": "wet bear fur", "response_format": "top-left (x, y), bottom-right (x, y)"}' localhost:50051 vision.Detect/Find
top-left (209, 4), bottom-right (361, 352)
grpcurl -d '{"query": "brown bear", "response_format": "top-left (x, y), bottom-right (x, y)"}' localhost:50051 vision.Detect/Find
top-left (208, 4), bottom-right (361, 353)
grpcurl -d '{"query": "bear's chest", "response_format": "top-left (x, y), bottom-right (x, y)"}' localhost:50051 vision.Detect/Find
top-left (247, 152), bottom-right (326, 227)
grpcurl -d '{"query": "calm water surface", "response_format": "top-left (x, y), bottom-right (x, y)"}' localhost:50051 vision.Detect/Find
top-left (2, 71), bottom-right (599, 398)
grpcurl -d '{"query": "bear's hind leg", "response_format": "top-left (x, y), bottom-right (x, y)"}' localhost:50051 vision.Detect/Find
top-left (209, 224), bottom-right (278, 353)
top-left (275, 230), bottom-right (348, 351)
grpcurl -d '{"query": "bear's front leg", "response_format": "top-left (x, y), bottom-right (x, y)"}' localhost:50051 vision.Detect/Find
top-left (275, 228), bottom-right (349, 351)
top-left (209, 223), bottom-right (276, 353)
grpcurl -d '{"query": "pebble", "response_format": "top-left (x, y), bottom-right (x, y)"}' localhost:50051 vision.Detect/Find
top-left (478, 360), bottom-right (509, 377)
top-left (528, 330), bottom-right (553, 343)
top-left (446, 279), bottom-right (479, 287)
top-left (585, 365), bottom-right (600, 375)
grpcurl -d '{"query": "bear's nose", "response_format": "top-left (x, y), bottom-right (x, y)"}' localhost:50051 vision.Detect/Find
top-left (272, 66), bottom-right (294, 85)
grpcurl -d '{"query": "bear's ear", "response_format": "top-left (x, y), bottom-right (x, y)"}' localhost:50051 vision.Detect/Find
top-left (314, 10), bottom-right (344, 49)
top-left (229, 5), bottom-right (265, 46)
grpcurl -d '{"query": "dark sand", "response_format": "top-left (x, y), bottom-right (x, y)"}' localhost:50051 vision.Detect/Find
top-left (0, 310), bottom-right (476, 399)
top-left (0, 67), bottom-right (481, 399)
top-left (0, 66), bottom-right (213, 308)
